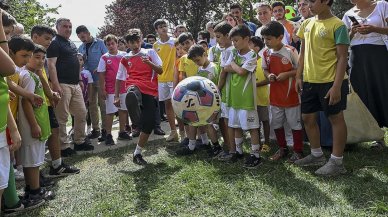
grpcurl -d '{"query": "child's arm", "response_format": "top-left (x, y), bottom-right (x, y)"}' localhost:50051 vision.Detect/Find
top-left (6, 78), bottom-right (43, 107)
top-left (325, 44), bottom-right (348, 105)
top-left (173, 64), bottom-right (180, 88)
top-left (276, 69), bottom-right (297, 82)
top-left (263, 69), bottom-right (276, 83)
top-left (142, 57), bottom-right (163, 74)
top-left (36, 69), bottom-right (60, 107)
top-left (114, 62), bottom-right (126, 107)
top-left (217, 69), bottom-right (227, 91)
top-left (99, 72), bottom-right (107, 100)
top-left (7, 104), bottom-right (21, 152)
top-left (0, 10), bottom-right (15, 75)
top-left (230, 61), bottom-right (249, 76)
top-left (22, 97), bottom-right (41, 139)
top-left (295, 39), bottom-right (305, 94)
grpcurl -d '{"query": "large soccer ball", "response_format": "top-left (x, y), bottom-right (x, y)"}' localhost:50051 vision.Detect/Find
top-left (172, 76), bottom-right (221, 126)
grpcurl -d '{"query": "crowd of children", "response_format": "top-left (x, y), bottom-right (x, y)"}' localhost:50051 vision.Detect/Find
top-left (0, 0), bottom-right (354, 215)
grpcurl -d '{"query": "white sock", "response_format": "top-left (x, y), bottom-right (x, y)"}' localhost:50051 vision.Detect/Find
top-left (200, 133), bottom-right (209, 145)
top-left (133, 145), bottom-right (142, 156)
top-left (330, 154), bottom-right (343, 164)
top-left (188, 139), bottom-right (196, 150)
top-left (251, 144), bottom-right (260, 158)
top-left (235, 137), bottom-right (243, 154)
top-left (52, 158), bottom-right (62, 169)
top-left (311, 148), bottom-right (323, 157)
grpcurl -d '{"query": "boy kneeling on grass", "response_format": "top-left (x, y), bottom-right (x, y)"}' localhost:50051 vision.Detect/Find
top-left (115, 29), bottom-right (163, 165)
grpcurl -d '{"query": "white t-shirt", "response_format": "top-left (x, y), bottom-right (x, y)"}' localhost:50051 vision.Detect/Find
top-left (81, 69), bottom-right (93, 84)
top-left (220, 46), bottom-right (235, 68)
top-left (209, 38), bottom-right (217, 47)
top-left (208, 44), bottom-right (223, 62)
top-left (255, 25), bottom-right (291, 45)
top-left (224, 50), bottom-right (257, 73)
top-left (343, 1), bottom-right (388, 46)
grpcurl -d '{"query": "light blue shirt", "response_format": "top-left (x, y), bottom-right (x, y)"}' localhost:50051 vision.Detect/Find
top-left (78, 37), bottom-right (108, 81)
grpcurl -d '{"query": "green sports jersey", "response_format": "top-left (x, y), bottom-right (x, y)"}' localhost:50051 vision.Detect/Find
top-left (197, 62), bottom-right (220, 85)
top-left (225, 49), bottom-right (257, 110)
top-left (208, 45), bottom-right (222, 64)
top-left (29, 71), bottom-right (51, 141)
top-left (0, 76), bottom-right (9, 133)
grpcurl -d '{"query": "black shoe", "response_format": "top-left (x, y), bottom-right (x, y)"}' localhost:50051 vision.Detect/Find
top-left (208, 145), bottom-right (223, 157)
top-left (74, 141), bottom-right (94, 151)
top-left (131, 128), bottom-right (140, 137)
top-left (196, 142), bottom-right (211, 150)
top-left (153, 127), bottom-right (165, 136)
top-left (88, 129), bottom-right (100, 139)
top-left (125, 124), bottom-right (132, 132)
top-left (105, 134), bottom-right (116, 146)
top-left (244, 154), bottom-right (262, 169)
top-left (118, 131), bottom-right (132, 140)
top-left (98, 129), bottom-right (107, 142)
top-left (39, 172), bottom-right (54, 188)
top-left (61, 147), bottom-right (76, 157)
top-left (176, 146), bottom-right (195, 156)
top-left (24, 187), bottom-right (54, 201)
top-left (179, 137), bottom-right (189, 147)
top-left (21, 193), bottom-right (45, 211)
top-left (48, 163), bottom-right (80, 178)
top-left (133, 154), bottom-right (147, 165)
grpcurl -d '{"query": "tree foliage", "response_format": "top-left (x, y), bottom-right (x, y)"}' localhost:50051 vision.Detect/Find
top-left (7, 0), bottom-right (60, 34)
top-left (99, 0), bottom-right (354, 38)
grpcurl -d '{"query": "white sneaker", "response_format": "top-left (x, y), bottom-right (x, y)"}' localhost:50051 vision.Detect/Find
top-left (14, 169), bottom-right (25, 181)
top-left (166, 130), bottom-right (179, 142)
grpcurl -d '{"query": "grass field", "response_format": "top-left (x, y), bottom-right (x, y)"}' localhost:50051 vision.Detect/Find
top-left (18, 135), bottom-right (388, 217)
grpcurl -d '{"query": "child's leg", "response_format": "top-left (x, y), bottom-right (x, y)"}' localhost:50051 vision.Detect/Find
top-left (118, 110), bottom-right (128, 133)
top-left (285, 106), bottom-right (303, 153)
top-left (271, 106), bottom-right (287, 149)
top-left (23, 167), bottom-right (40, 191)
top-left (105, 114), bottom-right (114, 135)
top-left (47, 128), bottom-right (61, 164)
top-left (327, 112), bottom-right (347, 158)
top-left (177, 118), bottom-right (186, 139)
top-left (207, 125), bottom-right (219, 145)
top-left (198, 126), bottom-right (209, 145)
top-left (228, 127), bottom-right (236, 153)
top-left (302, 113), bottom-right (320, 149)
top-left (219, 118), bottom-right (229, 150)
top-left (249, 128), bottom-right (261, 156)
top-left (262, 120), bottom-right (270, 144)
top-left (234, 128), bottom-right (244, 155)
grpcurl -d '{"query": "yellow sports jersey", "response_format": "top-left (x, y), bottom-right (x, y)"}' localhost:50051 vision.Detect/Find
top-left (255, 58), bottom-right (269, 106)
top-left (178, 54), bottom-right (199, 78)
top-left (153, 38), bottom-right (176, 82)
top-left (8, 73), bottom-right (19, 118)
top-left (41, 67), bottom-right (51, 106)
top-left (297, 16), bottom-right (350, 83)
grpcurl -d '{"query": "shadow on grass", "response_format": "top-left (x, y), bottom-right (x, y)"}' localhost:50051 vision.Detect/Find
top-left (118, 162), bottom-right (182, 213)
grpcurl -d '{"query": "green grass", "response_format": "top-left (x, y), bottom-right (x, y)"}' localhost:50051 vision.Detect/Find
top-left (19, 138), bottom-right (388, 217)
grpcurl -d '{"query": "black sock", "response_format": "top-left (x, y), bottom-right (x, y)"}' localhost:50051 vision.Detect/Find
top-left (29, 187), bottom-right (41, 195)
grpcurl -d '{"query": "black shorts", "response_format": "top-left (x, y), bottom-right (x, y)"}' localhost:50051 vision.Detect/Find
top-left (48, 106), bottom-right (59, 129)
top-left (301, 80), bottom-right (348, 116)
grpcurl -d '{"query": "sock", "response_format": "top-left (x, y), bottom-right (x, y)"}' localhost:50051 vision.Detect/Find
top-left (251, 144), bottom-right (260, 158)
top-left (330, 154), bottom-right (343, 164)
top-left (200, 133), bottom-right (209, 145)
top-left (292, 130), bottom-right (303, 153)
top-left (311, 147), bottom-right (323, 157)
top-left (188, 139), bottom-right (196, 150)
top-left (274, 128), bottom-right (287, 149)
top-left (235, 137), bottom-right (243, 154)
top-left (133, 145), bottom-right (142, 156)
top-left (16, 165), bottom-right (23, 172)
top-left (3, 165), bottom-right (20, 208)
top-left (29, 187), bottom-right (41, 195)
top-left (52, 158), bottom-right (62, 169)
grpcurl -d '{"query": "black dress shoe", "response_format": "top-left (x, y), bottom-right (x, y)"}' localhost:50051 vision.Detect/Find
top-left (154, 127), bottom-right (165, 135)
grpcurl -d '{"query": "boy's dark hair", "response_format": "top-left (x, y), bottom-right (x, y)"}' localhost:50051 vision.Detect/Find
top-left (153, 19), bottom-right (167, 30)
top-left (9, 35), bottom-right (35, 53)
top-left (197, 40), bottom-right (208, 47)
top-left (125, 28), bottom-right (142, 42)
top-left (31, 25), bottom-right (56, 37)
top-left (229, 24), bottom-right (251, 38)
top-left (146, 34), bottom-right (156, 40)
top-left (75, 25), bottom-right (89, 35)
top-left (174, 25), bottom-right (187, 33)
top-left (33, 44), bottom-right (46, 54)
top-left (271, 1), bottom-right (285, 9)
top-left (214, 21), bottom-right (233, 36)
top-left (250, 36), bottom-right (264, 50)
top-left (0, 0), bottom-right (9, 10)
top-left (260, 21), bottom-right (284, 38)
top-left (197, 31), bottom-right (210, 43)
top-left (103, 34), bottom-right (118, 44)
top-left (118, 37), bottom-right (126, 44)
top-left (2, 11), bottom-right (16, 27)
top-left (230, 3), bottom-right (242, 11)
top-left (178, 32), bottom-right (194, 44)
top-left (187, 44), bottom-right (206, 60)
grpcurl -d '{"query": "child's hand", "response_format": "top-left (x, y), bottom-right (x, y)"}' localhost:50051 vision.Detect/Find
top-left (50, 91), bottom-right (61, 107)
top-left (324, 86), bottom-right (341, 105)
top-left (31, 125), bottom-right (42, 139)
top-left (141, 56), bottom-right (152, 65)
top-left (9, 129), bottom-right (21, 152)
top-left (114, 96), bottom-right (120, 108)
top-left (295, 77), bottom-right (303, 94)
top-left (35, 69), bottom-right (43, 77)
top-left (8, 90), bottom-right (16, 101)
top-left (276, 73), bottom-right (288, 82)
top-left (27, 92), bottom-right (43, 107)
top-left (268, 73), bottom-right (277, 82)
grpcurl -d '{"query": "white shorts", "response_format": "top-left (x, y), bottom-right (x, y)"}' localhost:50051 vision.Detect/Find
top-left (228, 108), bottom-right (260, 130)
top-left (270, 105), bottom-right (302, 130)
top-left (0, 132), bottom-right (10, 190)
top-left (220, 102), bottom-right (229, 119)
top-left (17, 139), bottom-right (45, 168)
top-left (105, 94), bottom-right (127, 114)
top-left (158, 82), bottom-right (173, 101)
